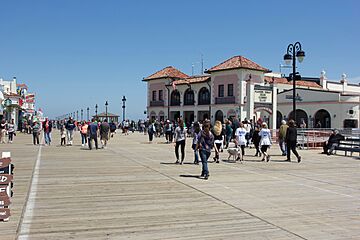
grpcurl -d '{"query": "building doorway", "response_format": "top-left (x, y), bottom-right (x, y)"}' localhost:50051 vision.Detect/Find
top-left (215, 110), bottom-right (224, 123)
top-left (288, 109), bottom-right (308, 127)
top-left (314, 109), bottom-right (331, 128)
top-left (184, 111), bottom-right (194, 126)
top-left (170, 111), bottom-right (180, 121)
top-left (198, 111), bottom-right (210, 122)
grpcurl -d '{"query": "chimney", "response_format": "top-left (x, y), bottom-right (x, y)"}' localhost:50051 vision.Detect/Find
top-left (320, 70), bottom-right (327, 89)
top-left (341, 73), bottom-right (347, 92)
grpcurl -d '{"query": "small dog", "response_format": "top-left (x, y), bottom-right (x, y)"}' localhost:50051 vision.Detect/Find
top-left (227, 147), bottom-right (242, 162)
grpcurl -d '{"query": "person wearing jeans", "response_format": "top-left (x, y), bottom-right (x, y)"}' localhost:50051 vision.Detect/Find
top-left (80, 121), bottom-right (88, 147)
top-left (279, 120), bottom-right (288, 156)
top-left (174, 119), bottom-right (186, 164)
top-left (197, 121), bottom-right (214, 180)
top-left (65, 117), bottom-right (76, 145)
top-left (42, 118), bottom-right (52, 145)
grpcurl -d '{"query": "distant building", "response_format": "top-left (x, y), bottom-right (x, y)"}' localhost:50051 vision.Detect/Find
top-left (93, 112), bottom-right (119, 123)
top-left (143, 56), bottom-right (360, 129)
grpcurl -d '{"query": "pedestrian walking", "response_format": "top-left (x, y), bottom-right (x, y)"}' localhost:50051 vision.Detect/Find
top-left (197, 121), bottom-right (214, 180)
top-left (42, 118), bottom-right (52, 145)
top-left (88, 118), bottom-right (99, 150)
top-left (109, 121), bottom-right (117, 138)
top-left (174, 119), bottom-right (186, 164)
top-left (147, 121), bottom-right (155, 142)
top-left (285, 120), bottom-right (302, 163)
top-left (65, 117), bottom-right (76, 145)
top-left (7, 119), bottom-right (15, 144)
top-left (224, 119), bottom-right (233, 149)
top-left (32, 120), bottom-right (41, 145)
top-left (212, 120), bottom-right (223, 163)
top-left (235, 122), bottom-right (248, 161)
top-left (80, 121), bottom-right (88, 146)
top-left (100, 119), bottom-right (110, 148)
top-left (0, 120), bottom-right (7, 144)
top-left (252, 126), bottom-right (261, 157)
top-left (259, 122), bottom-right (272, 162)
top-left (192, 122), bottom-right (201, 164)
top-left (60, 124), bottom-right (66, 146)
top-left (165, 120), bottom-right (173, 143)
top-left (279, 120), bottom-right (288, 156)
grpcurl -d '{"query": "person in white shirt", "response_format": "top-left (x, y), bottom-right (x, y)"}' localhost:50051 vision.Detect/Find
top-left (259, 122), bottom-right (272, 162)
top-left (235, 123), bottom-right (248, 161)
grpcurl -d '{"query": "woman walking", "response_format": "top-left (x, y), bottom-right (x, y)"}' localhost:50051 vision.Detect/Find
top-left (174, 119), bottom-right (186, 164)
top-left (259, 122), bottom-right (272, 162)
top-left (212, 120), bottom-right (223, 163)
top-left (7, 119), bottom-right (15, 144)
top-left (80, 121), bottom-right (88, 147)
top-left (285, 120), bottom-right (302, 163)
top-left (32, 120), bottom-right (41, 145)
top-left (197, 121), bottom-right (214, 180)
top-left (42, 118), bottom-right (52, 145)
top-left (235, 122), bottom-right (248, 161)
top-left (0, 120), bottom-right (7, 144)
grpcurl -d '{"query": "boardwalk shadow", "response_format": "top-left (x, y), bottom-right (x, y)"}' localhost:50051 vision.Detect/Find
top-left (160, 162), bottom-right (178, 165)
top-left (221, 159), bottom-right (237, 164)
top-left (179, 174), bottom-right (201, 179)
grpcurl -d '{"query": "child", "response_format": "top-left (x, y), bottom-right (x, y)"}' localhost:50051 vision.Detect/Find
top-left (60, 125), bottom-right (66, 146)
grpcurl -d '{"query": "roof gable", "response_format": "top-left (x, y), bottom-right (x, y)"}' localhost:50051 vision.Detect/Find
top-left (143, 66), bottom-right (189, 81)
top-left (264, 76), bottom-right (322, 88)
top-left (206, 56), bottom-right (268, 73)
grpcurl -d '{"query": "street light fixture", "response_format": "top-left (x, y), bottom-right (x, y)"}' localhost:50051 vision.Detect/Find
top-left (87, 107), bottom-right (90, 121)
top-left (76, 110), bottom-right (79, 121)
top-left (95, 104), bottom-right (98, 118)
top-left (81, 109), bottom-right (83, 121)
top-left (122, 96), bottom-right (126, 122)
top-left (105, 101), bottom-right (108, 122)
top-left (283, 42), bottom-right (305, 125)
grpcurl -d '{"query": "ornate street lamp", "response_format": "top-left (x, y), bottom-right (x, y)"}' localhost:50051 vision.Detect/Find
top-left (95, 104), bottom-right (98, 118)
top-left (283, 42), bottom-right (305, 125)
top-left (76, 110), bottom-right (79, 121)
top-left (87, 107), bottom-right (90, 121)
top-left (122, 96), bottom-right (126, 122)
top-left (81, 109), bottom-right (83, 121)
top-left (105, 101), bottom-right (108, 122)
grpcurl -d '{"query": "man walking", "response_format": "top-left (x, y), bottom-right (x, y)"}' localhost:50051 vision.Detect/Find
top-left (100, 119), bottom-right (110, 148)
top-left (279, 120), bottom-right (288, 156)
top-left (65, 117), bottom-right (76, 145)
top-left (88, 118), bottom-right (99, 150)
top-left (42, 118), bottom-right (52, 145)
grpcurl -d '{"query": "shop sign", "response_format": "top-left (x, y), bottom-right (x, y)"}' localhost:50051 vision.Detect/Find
top-left (254, 90), bottom-right (272, 103)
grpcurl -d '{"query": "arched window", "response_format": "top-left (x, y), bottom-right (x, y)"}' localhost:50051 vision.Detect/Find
top-left (198, 87), bottom-right (210, 105)
top-left (170, 90), bottom-right (180, 106)
top-left (314, 109), bottom-right (331, 128)
top-left (184, 89), bottom-right (195, 105)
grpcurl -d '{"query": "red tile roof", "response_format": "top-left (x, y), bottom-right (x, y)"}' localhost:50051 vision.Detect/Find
top-left (143, 66), bottom-right (189, 81)
top-left (206, 56), bottom-right (269, 73)
top-left (171, 75), bottom-right (211, 86)
top-left (16, 83), bottom-right (28, 89)
top-left (264, 76), bottom-right (322, 88)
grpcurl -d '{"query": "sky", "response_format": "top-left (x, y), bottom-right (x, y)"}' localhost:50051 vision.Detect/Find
top-left (0, 0), bottom-right (359, 119)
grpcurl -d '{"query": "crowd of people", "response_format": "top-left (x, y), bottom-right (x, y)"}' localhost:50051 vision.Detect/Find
top-left (143, 117), bottom-right (307, 180)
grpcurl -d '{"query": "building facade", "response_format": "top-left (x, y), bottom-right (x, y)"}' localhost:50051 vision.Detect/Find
top-left (143, 56), bottom-right (360, 129)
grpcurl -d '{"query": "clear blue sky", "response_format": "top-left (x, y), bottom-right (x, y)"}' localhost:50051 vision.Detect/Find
top-left (0, 0), bottom-right (359, 119)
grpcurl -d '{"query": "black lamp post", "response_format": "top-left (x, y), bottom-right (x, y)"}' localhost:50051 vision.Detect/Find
top-left (283, 42), bottom-right (305, 125)
top-left (76, 110), bottom-right (79, 121)
top-left (105, 101), bottom-right (108, 122)
top-left (122, 96), bottom-right (126, 122)
top-left (95, 104), bottom-right (98, 118)
top-left (81, 109), bottom-right (83, 121)
top-left (87, 107), bottom-right (89, 121)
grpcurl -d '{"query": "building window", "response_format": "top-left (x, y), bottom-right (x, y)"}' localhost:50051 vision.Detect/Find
top-left (218, 85), bottom-right (224, 97)
top-left (152, 91), bottom-right (156, 101)
top-left (184, 89), bottom-right (194, 105)
top-left (170, 90), bottom-right (181, 106)
top-left (228, 84), bottom-right (233, 97)
top-left (198, 87), bottom-right (210, 105)
top-left (159, 90), bottom-right (163, 101)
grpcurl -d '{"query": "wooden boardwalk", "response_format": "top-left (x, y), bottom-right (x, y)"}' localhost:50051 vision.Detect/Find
top-left (1, 131), bottom-right (360, 239)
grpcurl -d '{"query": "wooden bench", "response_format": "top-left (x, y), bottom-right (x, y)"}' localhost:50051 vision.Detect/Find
top-left (335, 138), bottom-right (360, 156)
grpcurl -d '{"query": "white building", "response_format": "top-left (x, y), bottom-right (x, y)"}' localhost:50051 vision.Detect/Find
top-left (143, 56), bottom-right (360, 129)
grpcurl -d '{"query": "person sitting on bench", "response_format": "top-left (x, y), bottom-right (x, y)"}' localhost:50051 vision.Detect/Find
top-left (322, 130), bottom-right (345, 155)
